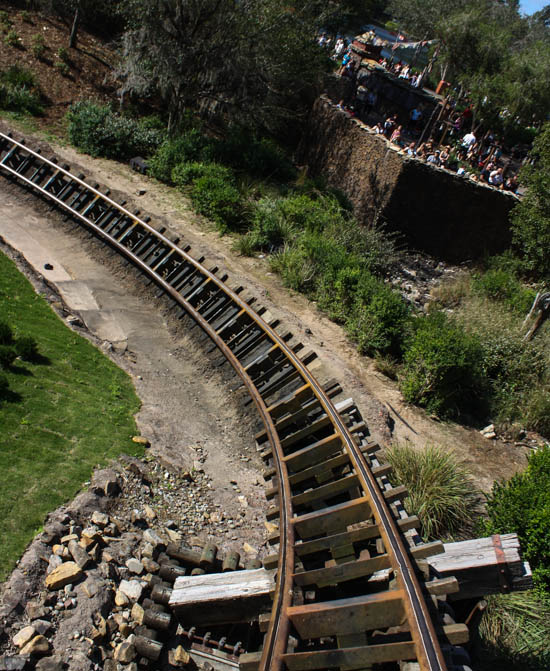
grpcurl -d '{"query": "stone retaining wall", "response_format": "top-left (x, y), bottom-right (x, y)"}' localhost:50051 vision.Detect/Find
top-left (299, 96), bottom-right (518, 262)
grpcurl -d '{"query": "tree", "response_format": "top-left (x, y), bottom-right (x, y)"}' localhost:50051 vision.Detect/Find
top-left (510, 122), bottom-right (550, 278)
top-left (117, 0), bottom-right (332, 135)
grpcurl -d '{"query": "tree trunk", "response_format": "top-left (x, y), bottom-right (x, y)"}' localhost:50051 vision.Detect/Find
top-left (69, 7), bottom-right (80, 48)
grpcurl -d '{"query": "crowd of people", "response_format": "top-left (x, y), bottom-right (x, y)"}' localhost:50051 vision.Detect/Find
top-left (321, 33), bottom-right (521, 195)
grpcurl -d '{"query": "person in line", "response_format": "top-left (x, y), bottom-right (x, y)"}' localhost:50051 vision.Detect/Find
top-left (384, 114), bottom-right (397, 137)
top-left (488, 166), bottom-right (504, 188)
top-left (390, 125), bottom-right (403, 145)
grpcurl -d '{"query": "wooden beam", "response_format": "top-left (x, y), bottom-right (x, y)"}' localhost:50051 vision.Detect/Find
top-left (293, 554), bottom-right (391, 588)
top-left (291, 474), bottom-right (360, 508)
top-left (292, 497), bottom-right (372, 540)
top-left (282, 641), bottom-right (416, 670)
top-left (288, 590), bottom-right (405, 638)
top-left (284, 433), bottom-right (342, 472)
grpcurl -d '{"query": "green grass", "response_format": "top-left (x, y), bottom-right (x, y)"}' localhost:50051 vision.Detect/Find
top-left (0, 251), bottom-right (142, 581)
top-left (384, 443), bottom-right (480, 541)
top-left (475, 592), bottom-right (550, 670)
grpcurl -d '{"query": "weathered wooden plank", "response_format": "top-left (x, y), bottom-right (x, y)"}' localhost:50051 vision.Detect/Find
top-left (291, 474), bottom-right (360, 508)
top-left (425, 577), bottom-right (460, 596)
top-left (292, 497), bottom-right (372, 540)
top-left (293, 554), bottom-right (391, 588)
top-left (282, 641), bottom-right (416, 670)
top-left (288, 590), bottom-right (405, 638)
top-left (283, 433), bottom-right (343, 472)
top-left (410, 541), bottom-right (445, 560)
top-left (427, 534), bottom-right (533, 599)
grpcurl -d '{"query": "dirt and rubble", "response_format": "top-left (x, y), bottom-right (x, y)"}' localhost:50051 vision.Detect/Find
top-left (0, 461), bottom-right (267, 671)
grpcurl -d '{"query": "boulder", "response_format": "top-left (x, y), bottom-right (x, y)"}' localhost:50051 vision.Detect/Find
top-left (13, 626), bottom-right (36, 648)
top-left (20, 635), bottom-right (50, 656)
top-left (35, 657), bottom-right (64, 671)
top-left (118, 580), bottom-right (143, 602)
top-left (114, 641), bottom-right (136, 664)
top-left (45, 562), bottom-right (84, 590)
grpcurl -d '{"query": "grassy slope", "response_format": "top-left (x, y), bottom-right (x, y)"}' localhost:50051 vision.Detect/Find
top-left (0, 251), bottom-right (142, 581)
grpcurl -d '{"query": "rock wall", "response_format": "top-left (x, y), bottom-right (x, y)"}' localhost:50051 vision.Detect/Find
top-left (299, 96), bottom-right (518, 262)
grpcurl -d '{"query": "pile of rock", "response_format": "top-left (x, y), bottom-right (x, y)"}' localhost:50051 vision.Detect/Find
top-left (0, 460), bottom-right (262, 671)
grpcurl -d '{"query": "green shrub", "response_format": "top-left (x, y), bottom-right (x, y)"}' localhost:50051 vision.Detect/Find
top-left (148, 131), bottom-right (215, 183)
top-left (345, 274), bottom-right (411, 356)
top-left (213, 127), bottom-right (296, 181)
top-left (0, 345), bottom-right (17, 369)
top-left (524, 388), bottom-right (550, 436)
top-left (476, 591), bottom-right (550, 670)
top-left (4, 30), bottom-right (20, 47)
top-left (510, 122), bottom-right (550, 278)
top-left (67, 101), bottom-right (162, 159)
top-left (0, 372), bottom-right (9, 396)
top-left (14, 335), bottom-right (39, 362)
top-left (472, 269), bottom-right (536, 314)
top-left (0, 65), bottom-right (36, 89)
top-left (190, 176), bottom-right (244, 233)
top-left (400, 311), bottom-right (485, 419)
top-left (0, 11), bottom-right (11, 27)
top-left (56, 46), bottom-right (70, 63)
top-left (31, 34), bottom-right (46, 59)
top-left (171, 161), bottom-right (233, 189)
top-left (0, 321), bottom-right (14, 345)
top-left (482, 444), bottom-right (550, 593)
top-left (385, 443), bottom-right (479, 540)
top-left (20, 10), bottom-right (32, 23)
top-left (54, 60), bottom-right (70, 77)
top-left (270, 244), bottom-right (316, 292)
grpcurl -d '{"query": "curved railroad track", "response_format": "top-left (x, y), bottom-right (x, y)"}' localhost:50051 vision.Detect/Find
top-left (0, 131), bottom-right (469, 671)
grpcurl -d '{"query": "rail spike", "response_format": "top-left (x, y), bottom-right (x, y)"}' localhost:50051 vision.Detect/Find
top-left (0, 130), bottom-right (465, 671)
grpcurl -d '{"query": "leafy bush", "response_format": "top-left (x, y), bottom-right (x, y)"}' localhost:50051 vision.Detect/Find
top-left (385, 443), bottom-right (478, 540)
top-left (0, 345), bottom-right (17, 369)
top-left (190, 176), bottom-right (244, 233)
top-left (213, 127), bottom-right (296, 181)
top-left (67, 101), bottom-right (163, 159)
top-left (482, 444), bottom-right (550, 593)
top-left (4, 30), bottom-right (20, 47)
top-left (472, 269), bottom-right (536, 315)
top-left (345, 274), bottom-right (411, 356)
top-left (171, 161), bottom-right (233, 189)
top-left (31, 33), bottom-right (46, 59)
top-left (0, 372), bottom-right (9, 396)
top-left (0, 10), bottom-right (11, 28)
top-left (270, 244), bottom-right (316, 292)
top-left (0, 66), bottom-right (43, 116)
top-left (148, 131), bottom-right (214, 183)
top-left (20, 10), bottom-right (32, 23)
top-left (56, 46), bottom-right (69, 63)
top-left (54, 60), bottom-right (70, 76)
top-left (511, 122), bottom-right (550, 278)
top-left (400, 311), bottom-right (485, 418)
top-left (0, 321), bottom-right (14, 345)
top-left (15, 335), bottom-right (39, 362)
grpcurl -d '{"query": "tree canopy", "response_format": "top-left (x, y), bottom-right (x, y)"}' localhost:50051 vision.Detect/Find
top-left (117, 0), bottom-right (334, 135)
top-left (388, 0), bottom-right (550, 130)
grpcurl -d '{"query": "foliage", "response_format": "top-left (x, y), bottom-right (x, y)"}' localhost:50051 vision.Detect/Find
top-left (388, 0), bottom-right (550, 129)
top-left (148, 132), bottom-right (214, 184)
top-left (0, 321), bottom-right (14, 345)
top-left (67, 101), bottom-right (163, 159)
top-left (0, 372), bottom-right (9, 395)
top-left (385, 443), bottom-right (478, 540)
top-left (476, 591), bottom-right (550, 670)
top-left (4, 29), bottom-right (20, 46)
top-left (32, 0), bottom-right (129, 40)
top-left (482, 445), bottom-right (550, 593)
top-left (14, 335), bottom-right (40, 362)
top-left (117, 0), bottom-right (332, 134)
top-left (31, 33), bottom-right (46, 59)
top-left (171, 162), bottom-right (234, 190)
top-left (472, 269), bottom-right (537, 315)
top-left (345, 274), bottom-right (411, 356)
top-left (213, 128), bottom-right (296, 181)
top-left (400, 310), bottom-right (485, 419)
top-left (0, 250), bottom-right (142, 581)
top-left (54, 60), bottom-right (70, 77)
top-left (511, 121), bottom-right (550, 278)
top-left (56, 46), bottom-right (69, 63)
top-left (190, 176), bottom-right (245, 233)
top-left (0, 344), bottom-right (17, 369)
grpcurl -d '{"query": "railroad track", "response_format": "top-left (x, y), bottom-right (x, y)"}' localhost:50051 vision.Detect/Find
top-left (0, 131), bottom-right (469, 671)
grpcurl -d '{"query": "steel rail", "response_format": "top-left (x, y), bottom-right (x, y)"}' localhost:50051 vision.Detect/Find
top-left (0, 131), bottom-right (448, 671)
